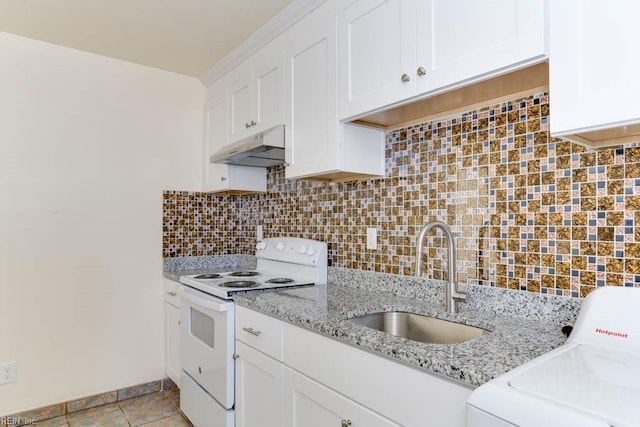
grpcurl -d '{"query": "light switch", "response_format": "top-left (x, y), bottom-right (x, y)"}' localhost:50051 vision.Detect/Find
top-left (366, 228), bottom-right (377, 250)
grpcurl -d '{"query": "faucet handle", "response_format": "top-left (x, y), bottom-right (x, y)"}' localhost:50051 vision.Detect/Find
top-left (452, 282), bottom-right (468, 303)
top-left (450, 284), bottom-right (467, 314)
top-left (453, 291), bottom-right (467, 302)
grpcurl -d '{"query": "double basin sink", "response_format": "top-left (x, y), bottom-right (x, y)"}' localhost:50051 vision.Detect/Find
top-left (346, 311), bottom-right (487, 344)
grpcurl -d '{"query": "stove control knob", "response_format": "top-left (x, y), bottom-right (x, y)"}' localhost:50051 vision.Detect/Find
top-left (298, 245), bottom-right (307, 254)
top-left (256, 241), bottom-right (267, 250)
top-left (276, 242), bottom-right (285, 251)
top-left (306, 246), bottom-right (316, 256)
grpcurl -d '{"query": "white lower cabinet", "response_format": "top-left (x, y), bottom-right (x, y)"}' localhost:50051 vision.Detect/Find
top-left (284, 323), bottom-right (471, 426)
top-left (284, 367), bottom-right (399, 427)
top-left (235, 341), bottom-right (283, 427)
top-left (235, 307), bottom-right (472, 427)
top-left (164, 279), bottom-right (181, 386)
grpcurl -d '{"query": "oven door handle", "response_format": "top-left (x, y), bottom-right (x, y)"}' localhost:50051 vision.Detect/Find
top-left (178, 285), bottom-right (228, 312)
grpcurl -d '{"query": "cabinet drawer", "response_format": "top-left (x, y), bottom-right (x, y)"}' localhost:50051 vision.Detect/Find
top-left (164, 279), bottom-right (180, 307)
top-left (236, 306), bottom-right (283, 361)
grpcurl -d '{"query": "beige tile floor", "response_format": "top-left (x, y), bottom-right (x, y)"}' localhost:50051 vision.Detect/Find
top-left (32, 389), bottom-right (191, 427)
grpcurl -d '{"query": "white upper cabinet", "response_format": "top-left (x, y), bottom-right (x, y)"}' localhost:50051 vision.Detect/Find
top-left (549, 0), bottom-right (640, 147)
top-left (285, 1), bottom-right (385, 181)
top-left (419, 0), bottom-right (546, 92)
top-left (229, 38), bottom-right (285, 144)
top-left (252, 43), bottom-right (286, 135)
top-left (337, 0), bottom-right (417, 120)
top-left (203, 82), bottom-right (266, 194)
top-left (285, 9), bottom-right (338, 179)
top-left (339, 0), bottom-right (547, 120)
top-left (228, 69), bottom-right (254, 143)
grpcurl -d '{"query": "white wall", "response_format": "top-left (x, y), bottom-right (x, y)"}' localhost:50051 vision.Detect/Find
top-left (0, 32), bottom-right (205, 414)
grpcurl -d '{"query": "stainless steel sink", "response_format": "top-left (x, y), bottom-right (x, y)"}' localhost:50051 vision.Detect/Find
top-left (346, 311), bottom-right (487, 344)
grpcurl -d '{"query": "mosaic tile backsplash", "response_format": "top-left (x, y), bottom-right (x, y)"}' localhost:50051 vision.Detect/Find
top-left (163, 92), bottom-right (640, 299)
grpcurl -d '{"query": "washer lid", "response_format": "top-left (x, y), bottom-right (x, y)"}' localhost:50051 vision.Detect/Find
top-left (509, 343), bottom-right (640, 427)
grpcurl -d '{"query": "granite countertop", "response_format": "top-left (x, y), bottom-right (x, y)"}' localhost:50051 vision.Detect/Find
top-left (163, 254), bottom-right (256, 282)
top-left (233, 280), bottom-right (571, 388)
top-left (164, 257), bottom-right (576, 388)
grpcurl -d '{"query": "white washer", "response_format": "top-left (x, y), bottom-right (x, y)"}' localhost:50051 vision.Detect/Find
top-left (466, 286), bottom-right (640, 427)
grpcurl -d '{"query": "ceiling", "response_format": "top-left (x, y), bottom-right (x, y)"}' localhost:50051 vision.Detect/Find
top-left (0, 0), bottom-right (295, 77)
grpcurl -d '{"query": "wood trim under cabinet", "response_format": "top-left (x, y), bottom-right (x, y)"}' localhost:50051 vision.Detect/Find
top-left (557, 124), bottom-right (640, 149)
top-left (298, 171), bottom-right (384, 183)
top-left (207, 190), bottom-right (265, 196)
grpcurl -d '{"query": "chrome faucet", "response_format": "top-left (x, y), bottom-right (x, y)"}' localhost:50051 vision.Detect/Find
top-left (415, 221), bottom-right (467, 314)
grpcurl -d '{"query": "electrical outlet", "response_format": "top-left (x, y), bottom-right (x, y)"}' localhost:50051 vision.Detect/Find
top-left (256, 225), bottom-right (263, 241)
top-left (0, 362), bottom-right (16, 385)
top-left (366, 228), bottom-right (377, 250)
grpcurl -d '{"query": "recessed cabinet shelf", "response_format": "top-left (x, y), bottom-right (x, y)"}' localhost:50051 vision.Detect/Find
top-left (352, 63), bottom-right (549, 131)
top-left (559, 125), bottom-right (640, 149)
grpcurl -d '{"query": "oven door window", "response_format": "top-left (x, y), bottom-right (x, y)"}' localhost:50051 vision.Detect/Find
top-left (190, 307), bottom-right (215, 348)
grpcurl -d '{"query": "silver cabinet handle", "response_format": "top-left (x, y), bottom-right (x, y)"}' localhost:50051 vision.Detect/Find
top-left (220, 176), bottom-right (227, 181)
top-left (166, 291), bottom-right (177, 296)
top-left (341, 420), bottom-right (352, 427)
top-left (233, 353), bottom-right (240, 360)
top-left (242, 327), bottom-right (261, 336)
top-left (417, 66), bottom-right (427, 76)
top-left (401, 73), bottom-right (410, 82)
top-left (245, 123), bottom-right (250, 129)
top-left (250, 120), bottom-right (256, 127)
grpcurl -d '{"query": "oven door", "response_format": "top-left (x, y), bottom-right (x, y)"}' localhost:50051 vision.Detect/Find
top-left (179, 285), bottom-right (235, 409)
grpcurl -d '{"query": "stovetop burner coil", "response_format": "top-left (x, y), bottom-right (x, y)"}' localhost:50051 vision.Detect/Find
top-left (265, 278), bottom-right (295, 284)
top-left (220, 280), bottom-right (260, 288)
top-left (194, 273), bottom-right (222, 280)
top-left (229, 271), bottom-right (260, 277)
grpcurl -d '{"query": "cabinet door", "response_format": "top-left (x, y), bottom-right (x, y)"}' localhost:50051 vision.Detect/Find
top-left (284, 367), bottom-right (357, 427)
top-left (550, 0), bottom-right (640, 137)
top-left (283, 368), bottom-right (398, 427)
top-left (252, 42), bottom-right (285, 134)
top-left (203, 91), bottom-right (232, 192)
top-left (204, 90), bottom-right (267, 193)
top-left (229, 69), bottom-right (254, 143)
top-left (236, 341), bottom-right (283, 427)
top-left (417, 0), bottom-right (546, 93)
top-left (165, 302), bottom-right (181, 387)
top-left (338, 0), bottom-right (417, 120)
top-left (285, 15), bottom-right (340, 179)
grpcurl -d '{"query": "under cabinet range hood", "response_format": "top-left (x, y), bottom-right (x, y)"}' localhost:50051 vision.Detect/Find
top-left (210, 125), bottom-right (285, 167)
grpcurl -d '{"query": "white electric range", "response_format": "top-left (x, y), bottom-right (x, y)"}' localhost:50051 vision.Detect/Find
top-left (177, 237), bottom-right (327, 427)
top-left (467, 286), bottom-right (640, 427)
